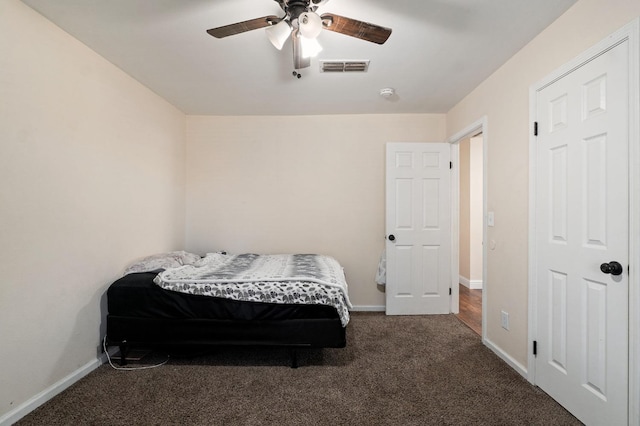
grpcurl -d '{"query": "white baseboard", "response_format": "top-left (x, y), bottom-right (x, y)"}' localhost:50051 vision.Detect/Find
top-left (483, 337), bottom-right (528, 379)
top-left (0, 351), bottom-right (111, 426)
top-left (459, 275), bottom-right (483, 290)
top-left (351, 305), bottom-right (385, 312)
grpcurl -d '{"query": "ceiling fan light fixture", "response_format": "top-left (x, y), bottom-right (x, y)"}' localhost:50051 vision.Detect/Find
top-left (266, 20), bottom-right (291, 50)
top-left (298, 12), bottom-right (323, 39)
top-left (207, 0), bottom-right (392, 73)
top-left (300, 36), bottom-right (323, 58)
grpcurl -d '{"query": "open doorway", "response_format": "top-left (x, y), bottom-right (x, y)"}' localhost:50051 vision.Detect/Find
top-left (449, 117), bottom-right (487, 340)
top-left (456, 134), bottom-right (483, 335)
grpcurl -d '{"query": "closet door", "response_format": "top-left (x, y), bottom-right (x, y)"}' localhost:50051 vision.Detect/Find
top-left (533, 39), bottom-right (629, 425)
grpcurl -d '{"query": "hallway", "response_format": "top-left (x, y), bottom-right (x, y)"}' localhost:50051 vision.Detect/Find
top-left (456, 284), bottom-right (481, 335)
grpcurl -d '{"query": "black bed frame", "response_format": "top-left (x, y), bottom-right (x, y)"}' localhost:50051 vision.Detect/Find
top-left (106, 315), bottom-right (346, 368)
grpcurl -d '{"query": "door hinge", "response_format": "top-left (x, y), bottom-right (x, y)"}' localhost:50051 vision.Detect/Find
top-left (449, 161), bottom-right (452, 169)
top-left (533, 340), bottom-right (537, 356)
top-left (533, 121), bottom-right (538, 136)
top-left (449, 288), bottom-right (452, 295)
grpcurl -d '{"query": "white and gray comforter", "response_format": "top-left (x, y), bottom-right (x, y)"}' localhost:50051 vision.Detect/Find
top-left (154, 253), bottom-right (352, 326)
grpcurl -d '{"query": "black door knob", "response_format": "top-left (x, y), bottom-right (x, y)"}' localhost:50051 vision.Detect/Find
top-left (600, 261), bottom-right (623, 276)
top-left (388, 234), bottom-right (395, 242)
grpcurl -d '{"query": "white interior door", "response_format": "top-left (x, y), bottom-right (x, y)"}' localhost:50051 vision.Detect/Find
top-left (534, 41), bottom-right (629, 425)
top-left (385, 142), bottom-right (451, 315)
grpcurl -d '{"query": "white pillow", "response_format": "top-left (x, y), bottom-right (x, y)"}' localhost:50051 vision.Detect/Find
top-left (124, 251), bottom-right (201, 275)
top-left (176, 250), bottom-right (202, 265)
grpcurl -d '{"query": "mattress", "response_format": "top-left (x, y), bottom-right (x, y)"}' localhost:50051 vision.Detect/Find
top-left (107, 272), bottom-right (341, 322)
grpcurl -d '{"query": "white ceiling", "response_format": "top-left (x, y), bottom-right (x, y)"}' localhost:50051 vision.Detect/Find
top-left (21, 0), bottom-right (577, 115)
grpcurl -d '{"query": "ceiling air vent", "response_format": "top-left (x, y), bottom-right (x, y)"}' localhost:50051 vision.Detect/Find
top-left (320, 60), bottom-right (370, 73)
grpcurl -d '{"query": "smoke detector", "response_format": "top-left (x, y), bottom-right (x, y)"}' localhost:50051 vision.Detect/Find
top-left (379, 88), bottom-right (395, 98)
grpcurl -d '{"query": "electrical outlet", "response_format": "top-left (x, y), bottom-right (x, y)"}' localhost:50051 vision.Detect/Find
top-left (501, 310), bottom-right (509, 330)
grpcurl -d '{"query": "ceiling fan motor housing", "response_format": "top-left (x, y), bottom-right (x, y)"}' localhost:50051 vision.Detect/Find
top-left (285, 0), bottom-right (314, 21)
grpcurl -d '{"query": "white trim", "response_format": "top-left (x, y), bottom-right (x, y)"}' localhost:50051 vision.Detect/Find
top-left (351, 305), bottom-right (385, 312)
top-left (459, 276), bottom-right (483, 290)
top-left (626, 18), bottom-right (640, 426)
top-left (448, 116), bottom-right (489, 342)
top-left (528, 18), bottom-right (640, 426)
top-left (0, 352), bottom-right (111, 426)
top-left (450, 143), bottom-right (460, 314)
top-left (527, 78), bottom-right (538, 386)
top-left (448, 117), bottom-right (487, 145)
top-left (459, 275), bottom-right (470, 287)
top-left (469, 280), bottom-right (483, 290)
top-left (484, 337), bottom-right (528, 378)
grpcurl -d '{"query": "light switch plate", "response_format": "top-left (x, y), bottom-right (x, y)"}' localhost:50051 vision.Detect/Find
top-left (501, 310), bottom-right (509, 330)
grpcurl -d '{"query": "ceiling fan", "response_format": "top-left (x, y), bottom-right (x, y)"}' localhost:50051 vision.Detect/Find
top-left (206, 0), bottom-right (392, 71)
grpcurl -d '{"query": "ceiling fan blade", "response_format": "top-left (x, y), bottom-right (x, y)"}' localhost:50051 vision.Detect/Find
top-left (320, 13), bottom-right (392, 45)
top-left (292, 32), bottom-right (311, 69)
top-left (207, 16), bottom-right (281, 39)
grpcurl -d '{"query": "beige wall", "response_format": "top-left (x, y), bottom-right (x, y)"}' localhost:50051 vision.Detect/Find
top-left (5, 0), bottom-right (640, 419)
top-left (446, 0), bottom-right (640, 366)
top-left (0, 0), bottom-right (186, 419)
top-left (459, 136), bottom-right (483, 285)
top-left (469, 136), bottom-right (483, 283)
top-left (185, 114), bottom-right (446, 307)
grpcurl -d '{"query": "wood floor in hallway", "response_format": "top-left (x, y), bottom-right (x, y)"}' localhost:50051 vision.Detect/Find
top-left (457, 284), bottom-right (482, 335)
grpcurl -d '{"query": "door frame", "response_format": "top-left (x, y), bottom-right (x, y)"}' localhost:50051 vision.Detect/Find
top-left (527, 18), bottom-right (640, 425)
top-left (448, 116), bottom-right (488, 343)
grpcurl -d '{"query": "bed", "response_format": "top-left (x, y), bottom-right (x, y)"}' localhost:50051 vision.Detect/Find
top-left (105, 251), bottom-right (350, 368)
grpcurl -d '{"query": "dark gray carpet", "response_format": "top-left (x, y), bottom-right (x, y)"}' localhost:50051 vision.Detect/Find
top-left (17, 313), bottom-right (580, 425)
